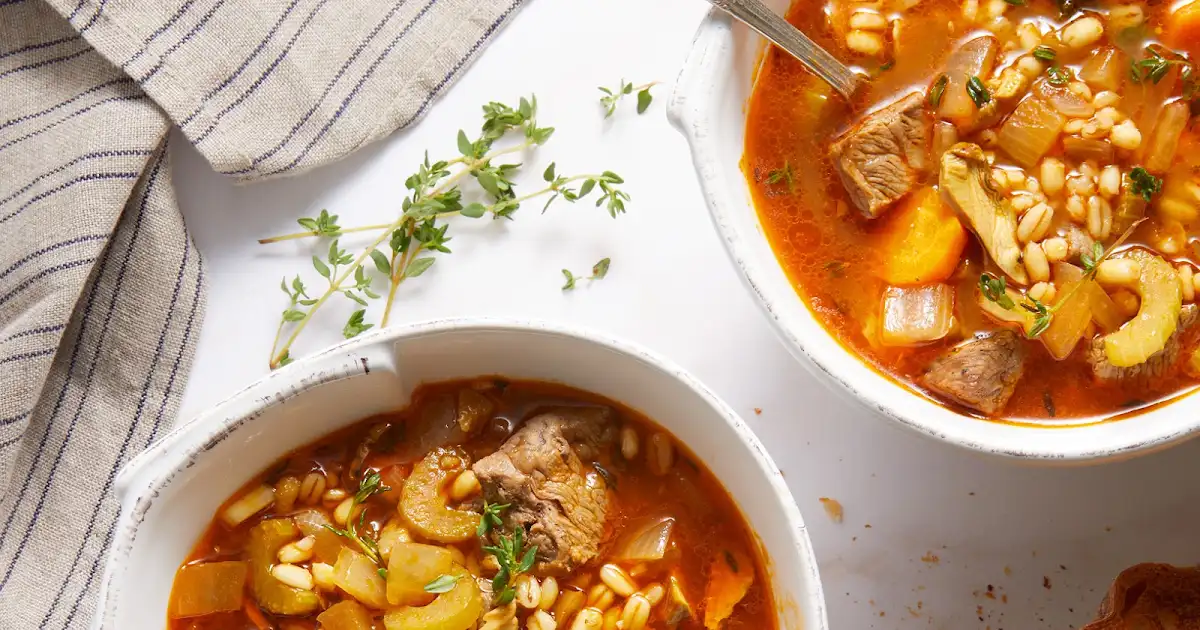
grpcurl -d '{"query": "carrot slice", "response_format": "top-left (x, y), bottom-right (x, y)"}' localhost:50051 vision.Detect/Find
top-left (877, 187), bottom-right (968, 285)
top-left (1165, 1), bottom-right (1200, 58)
top-left (703, 547), bottom-right (755, 629)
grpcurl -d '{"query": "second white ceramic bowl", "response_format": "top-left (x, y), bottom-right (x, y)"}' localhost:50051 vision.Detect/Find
top-left (667, 4), bottom-right (1200, 462)
top-left (93, 319), bottom-right (826, 630)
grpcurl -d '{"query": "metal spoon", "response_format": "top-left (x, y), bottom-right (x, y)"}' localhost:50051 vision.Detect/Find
top-left (706, 0), bottom-right (862, 100)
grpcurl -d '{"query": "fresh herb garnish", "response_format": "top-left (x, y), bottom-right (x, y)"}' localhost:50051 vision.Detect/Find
top-left (593, 462), bottom-right (617, 489)
top-left (765, 161), bottom-right (796, 193)
top-left (1021, 297), bottom-right (1053, 338)
top-left (1003, 0), bottom-right (1025, 5)
top-left (424, 574), bottom-right (462, 594)
top-left (477, 500), bottom-right (510, 538)
top-left (562, 258), bottom-right (612, 291)
top-left (966, 75), bottom-right (991, 107)
top-left (599, 80), bottom-right (659, 117)
top-left (1033, 46), bottom-right (1056, 62)
top-left (979, 273), bottom-right (1016, 309)
top-left (724, 550), bottom-right (740, 573)
top-left (928, 74), bottom-right (948, 108)
top-left (482, 525), bottom-right (538, 605)
top-left (1129, 167), bottom-right (1162, 202)
top-left (983, 221), bottom-right (1144, 338)
top-left (259, 95), bottom-right (631, 369)
top-left (1080, 241), bottom-right (1105, 273)
top-left (323, 470), bottom-right (392, 567)
top-left (1130, 49), bottom-right (1187, 85)
top-left (1047, 65), bottom-right (1071, 86)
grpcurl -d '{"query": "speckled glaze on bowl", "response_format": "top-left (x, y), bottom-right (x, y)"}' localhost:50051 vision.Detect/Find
top-left (93, 318), bottom-right (826, 630)
top-left (667, 4), bottom-right (1200, 462)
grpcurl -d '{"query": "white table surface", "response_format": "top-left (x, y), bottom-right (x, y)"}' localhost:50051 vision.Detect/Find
top-left (173, 0), bottom-right (1200, 627)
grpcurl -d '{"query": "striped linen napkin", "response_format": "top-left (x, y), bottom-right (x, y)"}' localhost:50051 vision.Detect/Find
top-left (0, 0), bottom-right (524, 626)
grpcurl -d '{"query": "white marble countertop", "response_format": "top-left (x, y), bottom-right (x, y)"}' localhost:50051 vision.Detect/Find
top-left (174, 0), bottom-right (1200, 627)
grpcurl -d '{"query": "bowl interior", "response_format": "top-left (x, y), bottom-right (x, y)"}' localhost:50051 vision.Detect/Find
top-left (671, 7), bottom-right (1200, 461)
top-left (108, 324), bottom-right (823, 629)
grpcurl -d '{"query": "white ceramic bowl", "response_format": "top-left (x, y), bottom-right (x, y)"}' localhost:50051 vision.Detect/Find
top-left (667, 5), bottom-right (1200, 462)
top-left (93, 318), bottom-right (826, 630)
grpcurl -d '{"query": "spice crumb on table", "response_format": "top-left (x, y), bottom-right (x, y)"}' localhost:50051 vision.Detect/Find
top-left (818, 497), bottom-right (844, 523)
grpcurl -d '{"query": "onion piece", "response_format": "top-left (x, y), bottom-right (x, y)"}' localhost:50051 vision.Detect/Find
top-left (613, 516), bottom-right (676, 562)
top-left (931, 121), bottom-right (959, 162)
top-left (997, 97), bottom-right (1066, 168)
top-left (1079, 46), bottom-right (1128, 92)
top-left (1040, 263), bottom-right (1092, 360)
top-left (880, 284), bottom-right (955, 347)
top-left (1036, 81), bottom-right (1095, 118)
top-left (318, 601), bottom-right (374, 630)
top-left (334, 548), bottom-right (390, 609)
top-left (1062, 136), bottom-right (1115, 163)
top-left (1144, 101), bottom-right (1190, 175)
top-left (170, 561), bottom-right (248, 618)
top-left (939, 36), bottom-right (999, 128)
top-left (221, 484), bottom-right (275, 527)
top-left (977, 285), bottom-right (1034, 335)
top-left (1086, 283), bottom-right (1124, 334)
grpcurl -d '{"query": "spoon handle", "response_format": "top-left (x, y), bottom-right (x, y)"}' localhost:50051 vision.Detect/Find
top-left (708, 0), bottom-right (861, 100)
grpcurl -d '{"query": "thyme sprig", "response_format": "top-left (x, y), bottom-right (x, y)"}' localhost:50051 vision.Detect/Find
top-left (323, 470), bottom-right (392, 568)
top-left (475, 501), bottom-right (536, 605)
top-left (765, 161), bottom-right (796, 193)
top-left (483, 526), bottom-right (538, 605)
top-left (980, 220), bottom-right (1145, 337)
top-left (598, 80), bottom-right (659, 117)
top-left (562, 258), bottom-right (611, 291)
top-left (260, 95), bottom-right (630, 369)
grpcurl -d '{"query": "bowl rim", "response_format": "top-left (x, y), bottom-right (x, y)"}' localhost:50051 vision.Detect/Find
top-left (96, 317), bottom-right (828, 630)
top-left (666, 7), bottom-right (1200, 462)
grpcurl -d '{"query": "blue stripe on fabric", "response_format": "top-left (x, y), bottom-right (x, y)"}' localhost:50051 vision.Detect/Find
top-left (0, 149), bottom-right (150, 206)
top-left (76, 0), bottom-right (111, 33)
top-left (66, 0), bottom-right (87, 20)
top-left (0, 36), bottom-right (80, 61)
top-left (188, 0), bottom-right (331, 141)
top-left (0, 235), bottom-right (108, 280)
top-left (0, 0), bottom-right (30, 8)
top-left (0, 349), bottom-right (55, 365)
top-left (0, 149), bottom-right (163, 589)
top-left (55, 239), bottom-right (203, 630)
top-left (219, 0), bottom-right (414, 173)
top-left (122, 0), bottom-right (199, 66)
top-left (2, 325), bottom-right (66, 344)
top-left (179, 0), bottom-right (311, 128)
top-left (265, 0), bottom-right (521, 177)
top-left (0, 413), bottom-right (29, 427)
top-left (139, 0), bottom-right (230, 82)
top-left (0, 95), bottom-right (148, 155)
top-left (0, 258), bottom-right (98, 309)
top-left (0, 47), bottom-right (90, 81)
top-left (0, 78), bottom-right (134, 132)
top-left (0, 434), bottom-right (21, 450)
top-left (0, 172), bottom-right (141, 225)
top-left (394, 0), bottom-right (523, 132)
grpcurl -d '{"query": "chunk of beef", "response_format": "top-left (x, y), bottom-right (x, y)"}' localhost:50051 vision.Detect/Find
top-left (829, 91), bottom-right (932, 219)
top-left (1087, 305), bottom-right (1199, 381)
top-left (472, 407), bottom-right (615, 574)
top-left (1063, 225), bottom-right (1097, 263)
top-left (921, 331), bottom-right (1026, 415)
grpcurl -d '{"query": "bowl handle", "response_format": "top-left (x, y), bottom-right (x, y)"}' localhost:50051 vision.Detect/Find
top-left (667, 7), bottom-right (732, 136)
